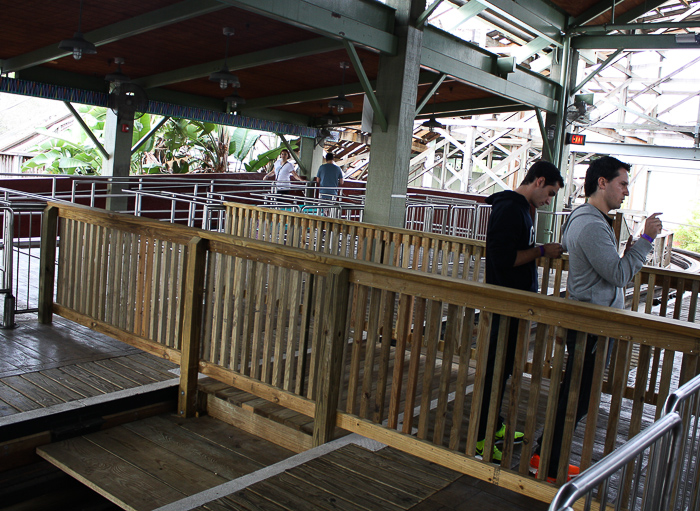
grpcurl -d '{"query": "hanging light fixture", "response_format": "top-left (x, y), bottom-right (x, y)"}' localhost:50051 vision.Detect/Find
top-left (319, 106), bottom-right (340, 126)
top-left (224, 90), bottom-right (246, 112)
top-left (209, 27), bottom-right (240, 89)
top-left (58, 0), bottom-right (97, 60)
top-left (105, 57), bottom-right (130, 85)
top-left (421, 90), bottom-right (445, 132)
top-left (328, 62), bottom-right (353, 114)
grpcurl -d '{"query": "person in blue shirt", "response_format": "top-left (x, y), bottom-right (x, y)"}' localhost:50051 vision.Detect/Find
top-left (315, 152), bottom-right (344, 200)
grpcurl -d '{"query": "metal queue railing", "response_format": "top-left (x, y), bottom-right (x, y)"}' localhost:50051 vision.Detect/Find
top-left (549, 372), bottom-right (700, 510)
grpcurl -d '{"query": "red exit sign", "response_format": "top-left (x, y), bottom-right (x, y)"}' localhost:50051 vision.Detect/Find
top-left (566, 133), bottom-right (586, 145)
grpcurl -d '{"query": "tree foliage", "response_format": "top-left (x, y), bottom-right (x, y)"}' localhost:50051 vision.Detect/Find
top-left (22, 107), bottom-right (262, 175)
top-left (674, 201), bottom-right (700, 253)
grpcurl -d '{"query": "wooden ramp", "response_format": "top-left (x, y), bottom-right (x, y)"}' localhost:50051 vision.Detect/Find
top-left (37, 414), bottom-right (295, 511)
top-left (37, 412), bottom-right (549, 511)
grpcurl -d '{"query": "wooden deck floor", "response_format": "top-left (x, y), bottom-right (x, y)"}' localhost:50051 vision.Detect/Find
top-left (0, 316), bottom-right (551, 510)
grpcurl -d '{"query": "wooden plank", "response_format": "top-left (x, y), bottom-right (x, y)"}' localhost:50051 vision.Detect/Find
top-left (432, 303), bottom-right (460, 446)
top-left (59, 364), bottom-right (123, 394)
top-left (306, 456), bottom-right (422, 508)
top-left (402, 296), bottom-right (428, 435)
top-left (314, 267), bottom-right (351, 445)
top-left (448, 307), bottom-right (475, 449)
top-left (40, 367), bottom-right (106, 398)
top-left (0, 381), bottom-right (42, 412)
top-left (86, 426), bottom-right (229, 494)
top-left (38, 436), bottom-right (186, 511)
top-left (206, 394), bottom-right (312, 453)
top-left (286, 463), bottom-right (405, 511)
top-left (359, 287), bottom-right (382, 419)
top-left (1, 375), bottom-right (65, 407)
top-left (502, 318), bottom-right (529, 468)
top-left (122, 415), bottom-right (266, 479)
top-left (179, 237), bottom-right (208, 417)
top-left (251, 472), bottom-right (361, 511)
top-left (173, 414), bottom-right (293, 465)
top-left (38, 205), bottom-right (59, 324)
top-left (417, 299), bottom-right (442, 440)
top-left (93, 358), bottom-right (156, 386)
top-left (21, 371), bottom-right (87, 401)
top-left (322, 446), bottom-right (436, 497)
top-left (77, 361), bottom-right (139, 390)
top-left (222, 491), bottom-right (287, 511)
top-left (283, 269), bottom-right (303, 392)
top-left (465, 310), bottom-right (493, 456)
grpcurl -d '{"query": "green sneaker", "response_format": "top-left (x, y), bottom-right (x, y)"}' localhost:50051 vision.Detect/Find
top-left (475, 439), bottom-right (502, 462)
top-left (494, 423), bottom-right (524, 445)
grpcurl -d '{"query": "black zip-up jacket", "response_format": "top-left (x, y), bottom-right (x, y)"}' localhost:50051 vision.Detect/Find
top-left (485, 190), bottom-right (537, 293)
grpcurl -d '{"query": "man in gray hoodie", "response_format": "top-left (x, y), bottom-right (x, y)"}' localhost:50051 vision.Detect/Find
top-left (530, 155), bottom-right (663, 482)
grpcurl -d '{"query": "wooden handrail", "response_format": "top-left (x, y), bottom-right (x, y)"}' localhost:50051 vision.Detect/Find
top-left (40, 201), bottom-right (700, 506)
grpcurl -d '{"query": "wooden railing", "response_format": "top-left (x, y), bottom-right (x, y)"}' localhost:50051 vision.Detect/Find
top-left (40, 202), bottom-right (700, 506)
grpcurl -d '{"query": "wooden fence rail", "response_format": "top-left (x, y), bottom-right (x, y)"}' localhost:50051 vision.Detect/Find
top-left (40, 202), bottom-right (700, 507)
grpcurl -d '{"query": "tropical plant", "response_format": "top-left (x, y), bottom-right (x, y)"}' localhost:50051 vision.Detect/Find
top-left (243, 142), bottom-right (299, 173)
top-left (674, 201), bottom-right (700, 253)
top-left (22, 106), bottom-right (106, 174)
top-left (22, 106), bottom-right (263, 175)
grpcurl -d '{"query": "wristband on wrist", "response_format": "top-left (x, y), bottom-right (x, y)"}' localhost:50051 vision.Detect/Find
top-left (640, 233), bottom-right (654, 243)
top-left (538, 245), bottom-right (545, 257)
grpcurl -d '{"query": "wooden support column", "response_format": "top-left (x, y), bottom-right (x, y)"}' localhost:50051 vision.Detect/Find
top-left (178, 236), bottom-right (208, 417)
top-left (313, 266), bottom-right (350, 446)
top-left (38, 205), bottom-right (59, 325)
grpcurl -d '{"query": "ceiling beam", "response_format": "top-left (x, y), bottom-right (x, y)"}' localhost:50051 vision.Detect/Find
top-left (217, 0), bottom-right (398, 55)
top-left (13, 67), bottom-right (311, 127)
top-left (443, 1), bottom-right (488, 31)
top-left (575, 21), bottom-right (700, 34)
top-left (569, 0), bottom-right (668, 29)
top-left (421, 26), bottom-right (559, 112)
top-left (472, 0), bottom-right (565, 46)
top-left (135, 37), bottom-right (344, 89)
top-left (572, 34), bottom-right (700, 50)
top-left (1, 0), bottom-right (228, 73)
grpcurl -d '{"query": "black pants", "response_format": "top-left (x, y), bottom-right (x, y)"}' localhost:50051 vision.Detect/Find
top-left (477, 314), bottom-right (521, 440)
top-left (536, 330), bottom-right (598, 477)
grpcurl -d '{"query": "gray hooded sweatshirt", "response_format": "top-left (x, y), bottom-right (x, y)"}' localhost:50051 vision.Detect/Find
top-left (562, 203), bottom-right (652, 309)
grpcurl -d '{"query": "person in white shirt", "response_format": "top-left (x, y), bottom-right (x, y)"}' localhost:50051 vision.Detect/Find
top-left (264, 149), bottom-right (304, 194)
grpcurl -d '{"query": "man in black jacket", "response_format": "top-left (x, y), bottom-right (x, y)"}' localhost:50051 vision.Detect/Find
top-left (476, 161), bottom-right (564, 462)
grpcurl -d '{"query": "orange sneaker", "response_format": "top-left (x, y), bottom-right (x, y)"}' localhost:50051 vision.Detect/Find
top-left (529, 454), bottom-right (580, 483)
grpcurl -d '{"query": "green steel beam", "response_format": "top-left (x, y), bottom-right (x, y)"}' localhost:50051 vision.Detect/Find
top-left (344, 40), bottom-right (387, 132)
top-left (15, 67), bottom-right (311, 127)
top-left (535, 107), bottom-right (552, 162)
top-left (513, 37), bottom-right (552, 64)
top-left (217, 0), bottom-right (397, 54)
top-left (243, 70), bottom-right (438, 111)
top-left (421, 27), bottom-right (559, 112)
top-left (415, 0), bottom-right (445, 28)
top-left (64, 102), bottom-right (109, 160)
top-left (603, 0), bottom-right (669, 27)
top-left (1, 0), bottom-right (227, 73)
top-left (572, 34), bottom-right (700, 50)
top-left (575, 21), bottom-right (700, 33)
top-left (278, 134), bottom-right (308, 175)
top-left (415, 73), bottom-right (447, 116)
top-left (136, 38), bottom-right (344, 89)
top-left (569, 0), bottom-right (667, 29)
top-left (473, 0), bottom-right (565, 46)
top-left (415, 96), bottom-right (521, 117)
top-left (443, 1), bottom-right (487, 31)
top-left (571, 48), bottom-right (624, 94)
top-left (132, 116), bottom-right (170, 154)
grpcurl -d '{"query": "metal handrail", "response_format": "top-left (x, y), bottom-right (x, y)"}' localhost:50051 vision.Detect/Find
top-left (548, 412), bottom-right (683, 511)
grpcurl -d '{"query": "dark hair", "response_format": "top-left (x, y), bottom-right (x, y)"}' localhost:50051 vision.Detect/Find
top-left (280, 149), bottom-right (290, 157)
top-left (325, 152), bottom-right (334, 161)
top-left (584, 156), bottom-right (630, 197)
top-left (520, 160), bottom-right (564, 187)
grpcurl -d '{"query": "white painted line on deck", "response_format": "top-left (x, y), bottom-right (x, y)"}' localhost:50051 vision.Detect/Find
top-left (153, 433), bottom-right (386, 511)
top-left (0, 378), bottom-right (180, 427)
